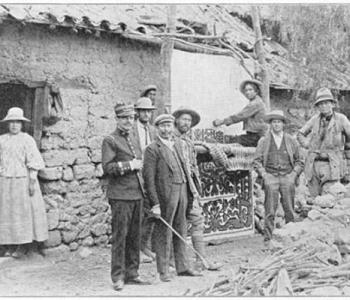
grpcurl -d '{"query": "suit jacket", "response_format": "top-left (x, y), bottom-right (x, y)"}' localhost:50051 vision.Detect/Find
top-left (132, 120), bottom-right (156, 154)
top-left (253, 132), bottom-right (304, 179)
top-left (143, 136), bottom-right (188, 209)
top-left (102, 127), bottom-right (144, 200)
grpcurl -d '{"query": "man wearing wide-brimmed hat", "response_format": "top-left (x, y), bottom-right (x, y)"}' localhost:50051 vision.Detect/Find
top-left (213, 79), bottom-right (268, 147)
top-left (297, 87), bottom-right (350, 197)
top-left (102, 102), bottom-right (151, 290)
top-left (172, 106), bottom-right (222, 271)
top-left (133, 97), bottom-right (157, 263)
top-left (140, 85), bottom-right (157, 104)
top-left (143, 114), bottom-right (201, 282)
top-left (253, 110), bottom-right (304, 245)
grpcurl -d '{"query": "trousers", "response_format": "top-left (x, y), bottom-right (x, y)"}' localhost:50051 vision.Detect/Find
top-left (308, 161), bottom-right (338, 197)
top-left (263, 172), bottom-right (295, 240)
top-left (187, 198), bottom-right (205, 237)
top-left (109, 199), bottom-right (142, 283)
top-left (153, 183), bottom-right (189, 275)
top-left (231, 132), bottom-right (262, 147)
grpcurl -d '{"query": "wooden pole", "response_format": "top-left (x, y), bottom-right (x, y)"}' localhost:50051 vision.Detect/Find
top-left (251, 6), bottom-right (270, 110)
top-left (159, 5), bottom-right (176, 114)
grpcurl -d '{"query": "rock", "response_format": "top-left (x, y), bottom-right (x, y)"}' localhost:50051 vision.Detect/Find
top-left (314, 194), bottom-right (336, 208)
top-left (338, 198), bottom-right (350, 208)
top-left (78, 206), bottom-right (91, 216)
top-left (310, 286), bottom-right (341, 296)
top-left (337, 244), bottom-right (350, 255)
top-left (94, 235), bottom-right (108, 245)
top-left (342, 286), bottom-right (350, 295)
top-left (47, 209), bottom-right (60, 230)
top-left (81, 236), bottom-right (94, 247)
top-left (62, 167), bottom-right (74, 181)
top-left (79, 247), bottom-right (93, 259)
top-left (73, 164), bottom-right (95, 180)
top-left (40, 180), bottom-right (67, 195)
top-left (62, 230), bottom-right (79, 244)
top-left (71, 215), bottom-right (80, 225)
top-left (91, 149), bottom-right (102, 163)
top-left (78, 226), bottom-right (91, 239)
top-left (44, 230), bottom-right (62, 248)
top-left (39, 167), bottom-right (63, 180)
top-left (335, 228), bottom-right (350, 245)
top-left (43, 194), bottom-right (64, 209)
top-left (91, 224), bottom-right (107, 237)
top-left (307, 209), bottom-right (323, 221)
top-left (327, 182), bottom-right (347, 199)
top-left (42, 149), bottom-right (90, 167)
top-left (69, 242), bottom-right (79, 251)
top-left (95, 163), bottom-right (103, 178)
top-left (43, 244), bottom-right (70, 258)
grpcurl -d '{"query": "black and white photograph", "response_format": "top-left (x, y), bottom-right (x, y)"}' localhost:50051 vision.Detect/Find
top-left (0, 2), bottom-right (350, 297)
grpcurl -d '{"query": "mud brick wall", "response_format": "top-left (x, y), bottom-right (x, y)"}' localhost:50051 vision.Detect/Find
top-left (0, 22), bottom-right (162, 249)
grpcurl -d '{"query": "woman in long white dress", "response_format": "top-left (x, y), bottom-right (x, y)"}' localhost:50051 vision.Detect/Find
top-left (0, 107), bottom-right (48, 258)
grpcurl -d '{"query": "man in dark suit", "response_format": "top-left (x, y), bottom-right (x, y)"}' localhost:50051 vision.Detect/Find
top-left (133, 97), bottom-right (157, 263)
top-left (143, 114), bottom-right (201, 282)
top-left (102, 102), bottom-right (151, 291)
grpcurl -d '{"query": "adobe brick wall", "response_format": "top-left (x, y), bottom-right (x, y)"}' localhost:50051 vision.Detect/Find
top-left (0, 22), bottom-right (162, 250)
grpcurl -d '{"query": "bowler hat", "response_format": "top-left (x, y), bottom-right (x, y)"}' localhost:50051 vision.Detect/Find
top-left (264, 110), bottom-right (289, 123)
top-left (239, 79), bottom-right (262, 95)
top-left (1, 107), bottom-right (30, 122)
top-left (314, 87), bottom-right (337, 106)
top-left (134, 97), bottom-right (156, 110)
top-left (172, 106), bottom-right (201, 127)
top-left (140, 85), bottom-right (157, 97)
top-left (154, 114), bottom-right (174, 126)
top-left (114, 102), bottom-right (136, 117)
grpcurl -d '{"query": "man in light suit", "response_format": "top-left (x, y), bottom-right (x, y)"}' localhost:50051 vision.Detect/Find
top-left (133, 97), bottom-right (157, 263)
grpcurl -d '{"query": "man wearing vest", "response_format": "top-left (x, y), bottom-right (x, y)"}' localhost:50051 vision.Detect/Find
top-left (143, 114), bottom-right (201, 282)
top-left (253, 110), bottom-right (304, 245)
top-left (102, 102), bottom-right (151, 291)
top-left (133, 97), bottom-right (157, 264)
top-left (297, 87), bottom-right (350, 197)
top-left (172, 106), bottom-right (222, 271)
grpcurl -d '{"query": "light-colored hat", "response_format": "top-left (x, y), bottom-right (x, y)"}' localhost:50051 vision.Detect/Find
top-left (134, 97), bottom-right (156, 110)
top-left (1, 107), bottom-right (30, 122)
top-left (314, 87), bottom-right (337, 106)
top-left (239, 79), bottom-right (262, 95)
top-left (172, 106), bottom-right (201, 127)
top-left (140, 85), bottom-right (157, 97)
top-left (154, 114), bottom-right (175, 126)
top-left (114, 102), bottom-right (136, 117)
top-left (264, 110), bottom-right (289, 123)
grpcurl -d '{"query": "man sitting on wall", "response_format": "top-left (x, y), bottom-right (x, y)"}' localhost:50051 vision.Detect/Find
top-left (213, 79), bottom-right (268, 147)
top-left (140, 85), bottom-right (157, 105)
top-left (143, 114), bottom-right (201, 282)
top-left (253, 110), bottom-right (304, 246)
top-left (133, 97), bottom-right (157, 264)
top-left (102, 102), bottom-right (151, 291)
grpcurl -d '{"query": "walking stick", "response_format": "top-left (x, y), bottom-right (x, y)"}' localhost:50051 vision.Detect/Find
top-left (145, 209), bottom-right (210, 269)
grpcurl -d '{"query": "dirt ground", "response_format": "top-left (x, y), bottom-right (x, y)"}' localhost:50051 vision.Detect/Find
top-left (0, 234), bottom-right (266, 296)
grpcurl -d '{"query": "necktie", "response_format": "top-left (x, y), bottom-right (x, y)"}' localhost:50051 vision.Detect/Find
top-left (144, 125), bottom-right (149, 146)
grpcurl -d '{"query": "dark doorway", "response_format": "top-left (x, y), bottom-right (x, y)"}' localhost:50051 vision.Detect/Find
top-left (0, 83), bottom-right (36, 136)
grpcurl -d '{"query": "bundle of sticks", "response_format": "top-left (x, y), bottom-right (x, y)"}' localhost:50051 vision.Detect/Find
top-left (190, 240), bottom-right (350, 296)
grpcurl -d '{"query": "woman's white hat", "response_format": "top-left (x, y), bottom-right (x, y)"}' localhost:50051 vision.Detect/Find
top-left (1, 107), bottom-right (30, 122)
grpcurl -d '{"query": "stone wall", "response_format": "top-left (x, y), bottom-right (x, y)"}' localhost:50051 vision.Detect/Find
top-left (0, 22), bottom-right (162, 249)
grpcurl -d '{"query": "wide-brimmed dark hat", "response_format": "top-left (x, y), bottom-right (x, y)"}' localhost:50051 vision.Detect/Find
top-left (264, 110), bottom-right (289, 123)
top-left (239, 79), bottom-right (262, 95)
top-left (140, 85), bottom-right (157, 97)
top-left (172, 106), bottom-right (201, 127)
top-left (314, 87), bottom-right (337, 106)
top-left (154, 114), bottom-right (175, 126)
top-left (114, 102), bottom-right (136, 117)
top-left (134, 97), bottom-right (156, 110)
top-left (1, 107), bottom-right (30, 122)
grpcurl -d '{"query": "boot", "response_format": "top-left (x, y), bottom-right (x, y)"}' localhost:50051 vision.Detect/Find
top-left (12, 244), bottom-right (27, 259)
top-left (192, 235), bottom-right (222, 271)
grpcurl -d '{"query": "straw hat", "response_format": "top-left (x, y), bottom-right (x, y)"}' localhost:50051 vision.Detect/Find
top-left (172, 106), bottom-right (201, 127)
top-left (1, 107), bottom-right (30, 122)
top-left (314, 88), bottom-right (337, 106)
top-left (239, 79), bottom-right (262, 95)
top-left (134, 97), bottom-right (156, 110)
top-left (264, 110), bottom-right (289, 123)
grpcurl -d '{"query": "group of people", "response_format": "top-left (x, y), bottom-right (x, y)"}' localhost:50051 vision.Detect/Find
top-left (102, 80), bottom-right (350, 291)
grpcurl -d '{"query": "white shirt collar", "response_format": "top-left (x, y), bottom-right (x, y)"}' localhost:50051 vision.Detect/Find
top-left (271, 131), bottom-right (284, 149)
